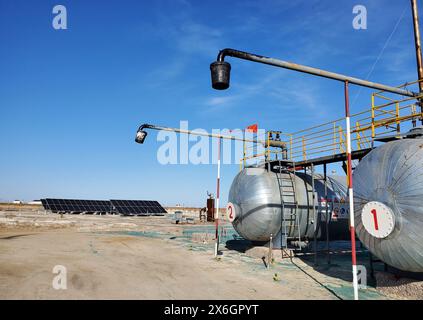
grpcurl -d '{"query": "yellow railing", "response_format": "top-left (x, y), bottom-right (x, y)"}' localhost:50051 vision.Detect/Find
top-left (239, 79), bottom-right (423, 168)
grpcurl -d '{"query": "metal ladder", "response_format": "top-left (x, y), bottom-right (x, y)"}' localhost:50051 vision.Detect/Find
top-left (277, 161), bottom-right (301, 255)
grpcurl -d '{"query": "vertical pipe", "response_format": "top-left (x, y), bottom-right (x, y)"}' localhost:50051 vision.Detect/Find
top-left (324, 163), bottom-right (330, 265)
top-left (295, 165), bottom-right (301, 249)
top-left (412, 0), bottom-right (423, 124)
top-left (345, 81), bottom-right (359, 300)
top-left (214, 137), bottom-right (221, 257)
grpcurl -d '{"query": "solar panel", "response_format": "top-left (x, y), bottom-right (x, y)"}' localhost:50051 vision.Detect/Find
top-left (41, 198), bottom-right (166, 216)
top-left (43, 199), bottom-right (112, 214)
top-left (40, 199), bottom-right (50, 211)
top-left (111, 200), bottom-right (167, 216)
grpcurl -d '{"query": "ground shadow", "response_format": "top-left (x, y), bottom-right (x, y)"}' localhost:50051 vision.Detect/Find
top-left (224, 237), bottom-right (423, 286)
top-left (297, 240), bottom-right (423, 284)
top-left (226, 239), bottom-right (376, 285)
top-left (225, 239), bottom-right (254, 253)
top-left (291, 240), bottom-right (375, 284)
top-left (0, 234), bottom-right (35, 240)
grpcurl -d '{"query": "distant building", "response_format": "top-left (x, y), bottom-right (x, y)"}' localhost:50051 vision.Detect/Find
top-left (28, 200), bottom-right (42, 205)
top-left (12, 200), bottom-right (23, 204)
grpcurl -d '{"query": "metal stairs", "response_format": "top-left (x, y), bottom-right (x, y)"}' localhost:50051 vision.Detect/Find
top-left (276, 161), bottom-right (301, 256)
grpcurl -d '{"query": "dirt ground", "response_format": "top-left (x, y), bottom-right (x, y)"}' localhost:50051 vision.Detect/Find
top-left (0, 210), bottom-right (396, 300)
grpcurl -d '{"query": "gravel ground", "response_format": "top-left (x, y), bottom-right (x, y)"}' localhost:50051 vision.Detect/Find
top-left (375, 272), bottom-right (423, 300)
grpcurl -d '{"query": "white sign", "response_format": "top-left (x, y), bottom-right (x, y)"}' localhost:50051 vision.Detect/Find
top-left (327, 200), bottom-right (349, 220)
top-left (226, 202), bottom-right (236, 223)
top-left (361, 201), bottom-right (395, 238)
top-left (52, 265), bottom-right (67, 290)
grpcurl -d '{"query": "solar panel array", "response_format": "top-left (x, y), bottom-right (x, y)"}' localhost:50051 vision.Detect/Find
top-left (111, 200), bottom-right (167, 216)
top-left (40, 198), bottom-right (167, 216)
top-left (43, 199), bottom-right (111, 214)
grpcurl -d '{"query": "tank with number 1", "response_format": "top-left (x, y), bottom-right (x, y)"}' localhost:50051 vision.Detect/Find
top-left (353, 127), bottom-right (423, 272)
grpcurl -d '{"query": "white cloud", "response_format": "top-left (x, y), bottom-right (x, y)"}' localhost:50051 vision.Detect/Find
top-left (206, 96), bottom-right (238, 107)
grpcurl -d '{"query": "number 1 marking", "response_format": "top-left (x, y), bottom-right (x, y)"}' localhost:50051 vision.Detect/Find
top-left (371, 209), bottom-right (379, 231)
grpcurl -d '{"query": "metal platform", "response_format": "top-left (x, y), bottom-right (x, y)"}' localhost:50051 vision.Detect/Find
top-left (266, 148), bottom-right (373, 171)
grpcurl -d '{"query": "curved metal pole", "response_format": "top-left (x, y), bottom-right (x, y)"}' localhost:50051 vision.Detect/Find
top-left (216, 48), bottom-right (418, 97)
top-left (136, 123), bottom-right (286, 148)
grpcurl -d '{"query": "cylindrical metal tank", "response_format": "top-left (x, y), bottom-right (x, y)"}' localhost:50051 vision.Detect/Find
top-left (353, 136), bottom-right (423, 272)
top-left (207, 197), bottom-right (215, 222)
top-left (227, 167), bottom-right (349, 243)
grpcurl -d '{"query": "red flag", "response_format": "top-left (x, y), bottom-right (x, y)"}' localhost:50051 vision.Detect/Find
top-left (246, 124), bottom-right (258, 133)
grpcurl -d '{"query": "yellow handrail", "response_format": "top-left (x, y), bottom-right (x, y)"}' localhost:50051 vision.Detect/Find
top-left (238, 79), bottom-right (423, 166)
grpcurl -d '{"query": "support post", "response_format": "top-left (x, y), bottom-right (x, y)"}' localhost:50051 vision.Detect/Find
top-left (268, 233), bottom-right (273, 269)
top-left (311, 163), bottom-right (317, 266)
top-left (412, 0), bottom-right (423, 124)
top-left (214, 137), bottom-right (221, 257)
top-left (324, 163), bottom-right (330, 265)
top-left (344, 81), bottom-right (359, 300)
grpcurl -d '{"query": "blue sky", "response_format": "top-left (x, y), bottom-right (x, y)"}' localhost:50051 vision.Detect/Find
top-left (0, 0), bottom-right (420, 206)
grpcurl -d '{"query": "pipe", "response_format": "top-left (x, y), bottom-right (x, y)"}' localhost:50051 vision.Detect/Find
top-left (136, 123), bottom-right (287, 149)
top-left (216, 48), bottom-right (418, 97)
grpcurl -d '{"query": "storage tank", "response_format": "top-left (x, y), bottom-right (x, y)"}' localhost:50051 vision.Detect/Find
top-left (353, 128), bottom-right (423, 272)
top-left (227, 167), bottom-right (349, 245)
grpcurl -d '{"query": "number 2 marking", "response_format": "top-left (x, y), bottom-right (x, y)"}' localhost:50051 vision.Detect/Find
top-left (371, 209), bottom-right (379, 231)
